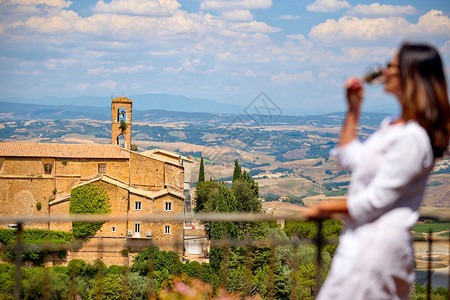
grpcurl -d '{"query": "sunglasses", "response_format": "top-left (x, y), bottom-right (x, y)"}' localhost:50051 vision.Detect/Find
top-left (386, 62), bottom-right (399, 69)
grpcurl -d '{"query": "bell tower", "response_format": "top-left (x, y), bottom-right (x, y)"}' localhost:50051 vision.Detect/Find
top-left (111, 96), bottom-right (132, 149)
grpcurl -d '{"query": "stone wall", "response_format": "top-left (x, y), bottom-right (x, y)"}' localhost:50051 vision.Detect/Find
top-left (130, 152), bottom-right (164, 190)
top-left (164, 163), bottom-right (184, 190)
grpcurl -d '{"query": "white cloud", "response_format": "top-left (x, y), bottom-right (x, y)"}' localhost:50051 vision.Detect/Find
top-left (200, 0), bottom-right (271, 11)
top-left (307, 0), bottom-right (350, 13)
top-left (88, 65), bottom-right (149, 74)
top-left (347, 3), bottom-right (418, 16)
top-left (98, 80), bottom-right (118, 89)
top-left (11, 0), bottom-right (72, 9)
top-left (93, 0), bottom-right (180, 16)
top-left (439, 41), bottom-right (450, 56)
top-left (280, 15), bottom-right (302, 20)
top-left (309, 10), bottom-right (450, 44)
top-left (43, 58), bottom-right (74, 69)
top-left (342, 47), bottom-right (393, 61)
top-left (271, 71), bottom-right (314, 86)
top-left (231, 21), bottom-right (281, 33)
top-left (310, 16), bottom-right (409, 43)
top-left (244, 69), bottom-right (256, 77)
top-left (17, 9), bottom-right (81, 34)
top-left (73, 82), bottom-right (91, 90)
top-left (222, 10), bottom-right (253, 21)
top-left (12, 69), bottom-right (42, 75)
top-left (19, 61), bottom-right (36, 67)
top-left (409, 10), bottom-right (450, 38)
top-left (287, 34), bottom-right (306, 41)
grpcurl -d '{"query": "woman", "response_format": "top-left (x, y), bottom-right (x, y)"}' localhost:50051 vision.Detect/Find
top-left (304, 43), bottom-right (450, 299)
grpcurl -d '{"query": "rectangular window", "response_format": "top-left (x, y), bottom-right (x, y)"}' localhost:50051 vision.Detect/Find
top-left (164, 225), bottom-right (170, 235)
top-left (135, 201), bottom-right (142, 210)
top-left (165, 202), bottom-right (172, 211)
top-left (98, 164), bottom-right (106, 174)
top-left (135, 223), bottom-right (141, 233)
top-left (112, 226), bottom-right (116, 233)
top-left (44, 163), bottom-right (52, 175)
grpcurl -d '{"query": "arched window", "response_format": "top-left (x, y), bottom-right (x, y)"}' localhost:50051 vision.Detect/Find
top-left (117, 107), bottom-right (126, 122)
top-left (116, 134), bottom-right (126, 148)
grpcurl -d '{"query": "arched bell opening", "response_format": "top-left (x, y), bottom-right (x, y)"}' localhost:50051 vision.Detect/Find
top-left (117, 107), bottom-right (127, 122)
top-left (116, 134), bottom-right (126, 148)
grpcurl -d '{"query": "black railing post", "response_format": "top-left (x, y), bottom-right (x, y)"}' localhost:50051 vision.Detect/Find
top-left (427, 229), bottom-right (432, 300)
top-left (315, 218), bottom-right (323, 297)
top-left (14, 222), bottom-right (23, 300)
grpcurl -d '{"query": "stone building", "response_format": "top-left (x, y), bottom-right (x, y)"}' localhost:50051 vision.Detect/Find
top-left (0, 96), bottom-right (201, 266)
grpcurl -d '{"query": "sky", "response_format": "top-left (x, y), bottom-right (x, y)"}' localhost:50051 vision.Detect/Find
top-left (0, 0), bottom-right (449, 115)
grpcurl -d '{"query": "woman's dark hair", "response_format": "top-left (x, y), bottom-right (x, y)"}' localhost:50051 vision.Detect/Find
top-left (399, 43), bottom-right (450, 158)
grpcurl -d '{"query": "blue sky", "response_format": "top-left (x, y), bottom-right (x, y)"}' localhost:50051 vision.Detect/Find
top-left (0, 0), bottom-right (449, 114)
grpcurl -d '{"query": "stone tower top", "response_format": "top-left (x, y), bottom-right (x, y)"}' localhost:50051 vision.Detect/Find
top-left (112, 96), bottom-right (133, 103)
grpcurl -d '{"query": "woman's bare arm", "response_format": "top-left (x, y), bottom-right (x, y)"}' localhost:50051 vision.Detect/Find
top-left (302, 199), bottom-right (349, 219)
top-left (339, 78), bottom-right (364, 147)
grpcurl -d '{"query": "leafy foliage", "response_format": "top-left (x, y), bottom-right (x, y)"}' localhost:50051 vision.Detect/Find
top-left (69, 183), bottom-right (111, 240)
top-left (0, 229), bottom-right (72, 266)
top-left (119, 120), bottom-right (127, 131)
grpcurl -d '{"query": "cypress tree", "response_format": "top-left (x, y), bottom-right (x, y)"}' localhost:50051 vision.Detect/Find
top-left (232, 159), bottom-right (242, 182)
top-left (198, 156), bottom-right (205, 182)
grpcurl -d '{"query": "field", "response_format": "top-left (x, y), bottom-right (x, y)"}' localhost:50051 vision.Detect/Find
top-left (1, 107), bottom-right (449, 210)
top-left (412, 222), bottom-right (450, 234)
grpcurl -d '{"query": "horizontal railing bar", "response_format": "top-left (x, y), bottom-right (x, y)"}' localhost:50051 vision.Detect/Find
top-left (0, 213), bottom-right (448, 223)
top-left (0, 238), bottom-right (340, 251)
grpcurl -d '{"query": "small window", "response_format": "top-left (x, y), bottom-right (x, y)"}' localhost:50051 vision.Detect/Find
top-left (112, 226), bottom-right (116, 233)
top-left (44, 164), bottom-right (52, 175)
top-left (164, 225), bottom-right (170, 235)
top-left (135, 201), bottom-right (142, 210)
top-left (165, 202), bottom-right (172, 211)
top-left (98, 164), bottom-right (106, 174)
top-left (135, 223), bottom-right (141, 233)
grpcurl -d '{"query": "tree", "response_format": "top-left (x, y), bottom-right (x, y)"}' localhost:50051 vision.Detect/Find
top-left (194, 180), bottom-right (218, 212)
top-left (232, 180), bottom-right (261, 213)
top-left (198, 156), bottom-right (205, 183)
top-left (69, 183), bottom-right (111, 240)
top-left (89, 273), bottom-right (131, 300)
top-left (232, 159), bottom-right (242, 182)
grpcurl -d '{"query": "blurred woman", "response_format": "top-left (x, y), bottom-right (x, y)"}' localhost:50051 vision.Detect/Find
top-left (304, 43), bottom-right (450, 299)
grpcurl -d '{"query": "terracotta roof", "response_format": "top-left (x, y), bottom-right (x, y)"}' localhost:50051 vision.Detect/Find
top-left (49, 175), bottom-right (184, 206)
top-left (140, 149), bottom-right (193, 166)
top-left (112, 96), bottom-right (132, 103)
top-left (0, 142), bottom-right (130, 159)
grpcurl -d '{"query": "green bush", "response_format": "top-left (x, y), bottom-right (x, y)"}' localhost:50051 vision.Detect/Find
top-left (0, 229), bottom-right (72, 266)
top-left (69, 183), bottom-right (111, 240)
top-left (36, 201), bottom-right (42, 211)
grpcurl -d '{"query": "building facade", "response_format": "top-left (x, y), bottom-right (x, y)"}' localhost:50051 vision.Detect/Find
top-left (0, 96), bottom-right (200, 266)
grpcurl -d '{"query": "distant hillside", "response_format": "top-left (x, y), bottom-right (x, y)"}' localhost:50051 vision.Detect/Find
top-left (0, 93), bottom-right (245, 114)
top-left (0, 101), bottom-right (390, 127)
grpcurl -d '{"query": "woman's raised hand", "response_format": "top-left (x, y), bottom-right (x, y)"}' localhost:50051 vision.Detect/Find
top-left (344, 77), bottom-right (364, 112)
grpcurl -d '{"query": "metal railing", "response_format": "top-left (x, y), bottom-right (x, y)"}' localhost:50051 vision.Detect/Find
top-left (0, 213), bottom-right (448, 299)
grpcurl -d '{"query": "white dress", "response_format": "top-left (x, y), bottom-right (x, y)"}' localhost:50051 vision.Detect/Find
top-left (317, 118), bottom-right (434, 300)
